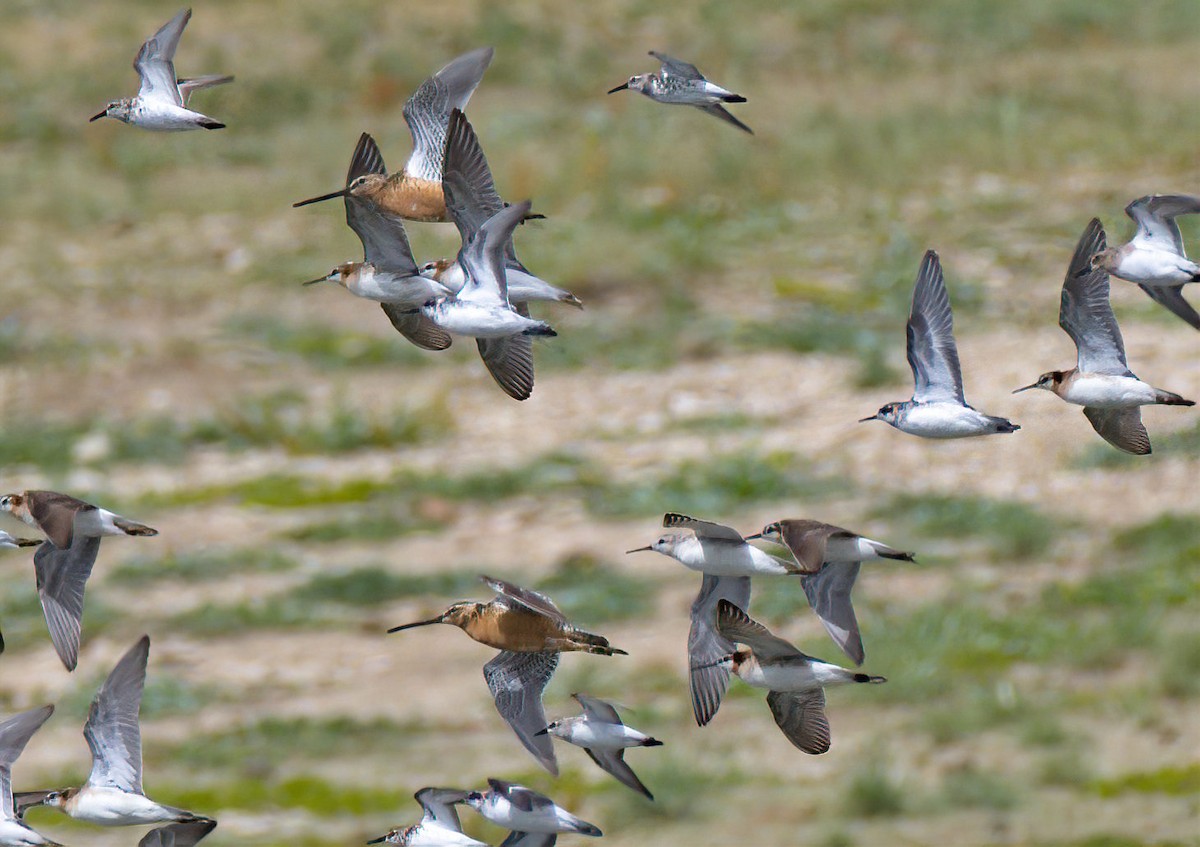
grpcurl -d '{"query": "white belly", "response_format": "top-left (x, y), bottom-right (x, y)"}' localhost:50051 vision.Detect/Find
top-left (71, 508), bottom-right (125, 538)
top-left (425, 302), bottom-right (540, 338)
top-left (1063, 374), bottom-right (1156, 408)
top-left (70, 788), bottom-right (177, 825)
top-left (351, 271), bottom-right (444, 305)
top-left (898, 403), bottom-right (1000, 438)
top-left (567, 721), bottom-right (648, 750)
top-left (672, 538), bottom-right (789, 576)
top-left (1114, 248), bottom-right (1198, 285)
top-left (0, 819), bottom-right (55, 846)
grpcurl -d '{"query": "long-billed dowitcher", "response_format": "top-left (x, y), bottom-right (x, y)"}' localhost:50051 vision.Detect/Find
top-left (0, 705), bottom-right (59, 847)
top-left (746, 520), bottom-right (916, 666)
top-left (1014, 218), bottom-right (1194, 454)
top-left (302, 132), bottom-right (453, 352)
top-left (41, 636), bottom-right (207, 826)
top-left (713, 600), bottom-right (885, 754)
top-left (540, 693), bottom-right (663, 800)
top-left (608, 51), bottom-right (752, 134)
top-left (367, 788), bottom-right (485, 847)
top-left (0, 491), bottom-right (157, 670)
top-left (91, 9), bottom-right (232, 130)
top-left (389, 576), bottom-right (625, 774)
top-left (464, 779), bottom-right (601, 842)
top-left (1091, 194), bottom-right (1200, 329)
top-left (860, 250), bottom-right (1020, 437)
top-left (293, 47), bottom-right (494, 220)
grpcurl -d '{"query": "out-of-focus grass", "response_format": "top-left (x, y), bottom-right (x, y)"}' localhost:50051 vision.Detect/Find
top-left (108, 548), bottom-right (300, 585)
top-left (1088, 764), bottom-right (1200, 798)
top-left (873, 491), bottom-right (1061, 560)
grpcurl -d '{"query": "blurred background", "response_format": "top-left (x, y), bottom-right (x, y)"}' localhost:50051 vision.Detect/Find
top-left (0, 1), bottom-right (1198, 845)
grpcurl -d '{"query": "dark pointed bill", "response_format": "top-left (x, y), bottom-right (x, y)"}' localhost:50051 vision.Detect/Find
top-left (292, 188), bottom-right (348, 208)
top-left (624, 545), bottom-right (653, 554)
top-left (607, 83), bottom-right (629, 94)
top-left (386, 616), bottom-right (444, 634)
top-left (89, 110), bottom-right (107, 122)
top-left (301, 276), bottom-right (327, 286)
top-left (857, 415), bottom-right (878, 423)
top-left (1011, 384), bottom-right (1038, 393)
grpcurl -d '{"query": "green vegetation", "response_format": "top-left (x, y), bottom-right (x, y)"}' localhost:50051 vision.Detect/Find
top-left (108, 547), bottom-right (300, 585)
top-left (874, 491), bottom-right (1061, 560)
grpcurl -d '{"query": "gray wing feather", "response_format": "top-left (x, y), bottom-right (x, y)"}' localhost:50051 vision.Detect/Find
top-left (907, 250), bottom-right (964, 404)
top-left (443, 109), bottom-right (504, 246)
top-left (415, 787), bottom-right (469, 831)
top-left (1126, 194), bottom-right (1200, 255)
top-left (379, 304), bottom-right (454, 351)
top-left (663, 513), bottom-right (745, 542)
top-left (342, 134), bottom-right (420, 276)
top-left (483, 651), bottom-right (560, 775)
top-left (1082, 406), bottom-right (1151, 455)
top-left (0, 705), bottom-right (55, 821)
top-left (802, 563), bottom-right (864, 666)
top-left (688, 575), bottom-right (750, 726)
top-left (500, 833), bottom-right (556, 847)
top-left (584, 747), bottom-right (653, 800)
top-left (650, 51), bottom-right (703, 80)
top-left (572, 693), bottom-right (621, 725)
top-left (695, 103), bottom-right (753, 134)
top-left (1060, 219), bottom-right (1130, 375)
top-left (403, 47), bottom-right (495, 183)
top-left (715, 599), bottom-right (801, 661)
top-left (34, 536), bottom-right (102, 671)
top-left (481, 575), bottom-right (566, 622)
top-left (84, 635), bottom-right (150, 794)
top-left (766, 690), bottom-right (831, 754)
top-left (139, 819), bottom-right (217, 847)
top-left (135, 9), bottom-right (189, 106)
top-left (456, 202), bottom-right (531, 306)
top-left (1138, 283), bottom-right (1200, 330)
top-left (476, 332), bottom-right (535, 401)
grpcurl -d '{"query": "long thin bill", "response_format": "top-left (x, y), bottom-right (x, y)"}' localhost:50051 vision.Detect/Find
top-left (292, 188), bottom-right (348, 207)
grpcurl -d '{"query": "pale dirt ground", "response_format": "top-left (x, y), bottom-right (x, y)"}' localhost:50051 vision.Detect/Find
top-left (1, 4), bottom-right (1200, 847)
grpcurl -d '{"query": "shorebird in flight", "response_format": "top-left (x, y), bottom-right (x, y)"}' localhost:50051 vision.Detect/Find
top-left (1090, 194), bottom-right (1200, 329)
top-left (608, 51), bottom-right (752, 134)
top-left (861, 250), bottom-right (1019, 438)
top-left (1015, 218), bottom-right (1194, 454)
top-left (91, 8), bottom-right (232, 130)
top-left (294, 47), bottom-right (494, 220)
top-left (388, 575), bottom-right (625, 774)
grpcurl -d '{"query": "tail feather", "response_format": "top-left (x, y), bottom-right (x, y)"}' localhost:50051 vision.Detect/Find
top-left (1155, 390), bottom-right (1194, 406)
top-left (114, 519), bottom-right (158, 537)
top-left (989, 416), bottom-right (1020, 433)
top-left (522, 324), bottom-right (557, 337)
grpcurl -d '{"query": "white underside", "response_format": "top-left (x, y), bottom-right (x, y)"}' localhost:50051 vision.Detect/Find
top-left (429, 262), bottom-right (571, 304)
top-left (1113, 247), bottom-right (1198, 285)
top-left (825, 536), bottom-right (892, 563)
top-left (1062, 374), bottom-right (1157, 408)
top-left (0, 818), bottom-right (56, 846)
top-left (562, 720), bottom-right (650, 750)
top-left (72, 508), bottom-right (128, 538)
top-left (406, 824), bottom-right (488, 847)
top-left (424, 301), bottom-right (546, 338)
top-left (129, 101), bottom-right (218, 131)
top-left (666, 537), bottom-right (791, 576)
top-left (67, 787), bottom-right (181, 825)
top-left (738, 658), bottom-right (853, 692)
top-left (893, 403), bottom-right (1006, 438)
top-left (477, 797), bottom-right (585, 835)
top-left (349, 270), bottom-right (446, 304)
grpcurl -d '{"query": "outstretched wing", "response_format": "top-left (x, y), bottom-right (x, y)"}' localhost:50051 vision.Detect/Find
top-left (481, 575), bottom-right (566, 623)
top-left (766, 690), bottom-right (831, 754)
top-left (1125, 194), bottom-right (1200, 256)
top-left (688, 575), bottom-right (750, 726)
top-left (135, 9), bottom-right (189, 107)
top-left (1082, 406), bottom-right (1151, 455)
top-left (378, 304), bottom-right (453, 351)
top-left (584, 747), bottom-right (653, 800)
top-left (476, 329), bottom-right (535, 401)
top-left (1060, 218), bottom-right (1129, 375)
top-left (139, 819), bottom-right (217, 847)
top-left (0, 706), bottom-right (55, 821)
top-left (907, 250), bottom-right (964, 404)
top-left (1138, 283), bottom-right (1200, 330)
top-left (663, 513), bottom-right (744, 542)
top-left (84, 635), bottom-right (150, 794)
top-left (649, 51), bottom-right (703, 81)
top-left (483, 651), bottom-right (560, 775)
top-left (34, 536), bottom-right (102, 671)
top-left (403, 47), bottom-right (495, 183)
top-left (715, 599), bottom-right (800, 661)
top-left (802, 563), bottom-right (864, 666)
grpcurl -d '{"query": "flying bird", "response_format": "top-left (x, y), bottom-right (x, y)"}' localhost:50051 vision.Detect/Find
top-left (90, 8), bottom-right (232, 130)
top-left (1015, 218), bottom-right (1194, 454)
top-left (540, 693), bottom-right (663, 800)
top-left (1090, 194), bottom-right (1200, 329)
top-left (608, 51), bottom-right (752, 134)
top-left (293, 47), bottom-right (495, 220)
top-left (861, 250), bottom-right (1019, 438)
top-left (388, 576), bottom-right (625, 774)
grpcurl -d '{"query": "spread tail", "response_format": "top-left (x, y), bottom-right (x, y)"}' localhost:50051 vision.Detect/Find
top-left (1154, 389), bottom-right (1194, 406)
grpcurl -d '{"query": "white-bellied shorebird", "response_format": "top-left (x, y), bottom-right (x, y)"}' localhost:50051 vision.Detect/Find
top-left (746, 519), bottom-right (915, 665)
top-left (366, 788), bottom-right (484, 847)
top-left (1015, 218), bottom-right (1194, 454)
top-left (41, 636), bottom-right (207, 826)
top-left (713, 600), bottom-right (885, 754)
top-left (91, 8), bottom-right (231, 130)
top-left (540, 693), bottom-right (662, 800)
top-left (464, 778), bottom-right (601, 843)
top-left (0, 706), bottom-right (59, 847)
top-left (609, 51), bottom-right (752, 134)
top-left (861, 250), bottom-right (1019, 438)
top-left (1091, 194), bottom-right (1200, 329)
top-left (0, 491), bottom-right (156, 671)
